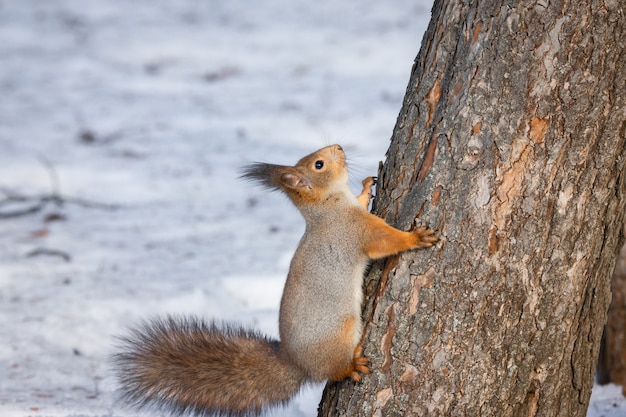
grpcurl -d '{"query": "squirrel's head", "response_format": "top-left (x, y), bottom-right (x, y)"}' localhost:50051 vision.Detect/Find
top-left (241, 144), bottom-right (348, 205)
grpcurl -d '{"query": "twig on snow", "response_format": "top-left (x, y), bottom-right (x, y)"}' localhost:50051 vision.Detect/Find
top-left (0, 155), bottom-right (120, 219)
top-left (25, 248), bottom-right (72, 262)
top-left (0, 190), bottom-right (120, 219)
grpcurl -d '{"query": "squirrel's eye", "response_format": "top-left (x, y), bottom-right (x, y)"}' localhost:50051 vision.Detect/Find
top-left (314, 160), bottom-right (324, 170)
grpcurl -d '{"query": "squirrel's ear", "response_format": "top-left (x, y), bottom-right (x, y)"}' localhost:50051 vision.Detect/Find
top-left (279, 170), bottom-right (312, 190)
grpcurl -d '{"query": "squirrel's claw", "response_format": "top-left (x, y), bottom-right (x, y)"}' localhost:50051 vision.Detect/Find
top-left (361, 176), bottom-right (376, 189)
top-left (414, 226), bottom-right (438, 247)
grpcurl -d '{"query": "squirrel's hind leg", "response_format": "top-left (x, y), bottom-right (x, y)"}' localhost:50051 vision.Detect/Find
top-left (329, 345), bottom-right (370, 382)
top-left (324, 317), bottom-right (370, 382)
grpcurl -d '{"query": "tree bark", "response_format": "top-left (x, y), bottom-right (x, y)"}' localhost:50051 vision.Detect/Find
top-left (319, 0), bottom-right (626, 416)
top-left (597, 222), bottom-right (626, 395)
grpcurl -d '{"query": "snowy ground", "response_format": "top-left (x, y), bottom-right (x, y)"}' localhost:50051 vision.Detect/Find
top-left (0, 1), bottom-right (624, 416)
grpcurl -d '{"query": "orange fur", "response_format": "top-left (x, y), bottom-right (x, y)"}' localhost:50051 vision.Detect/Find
top-left (361, 214), bottom-right (437, 259)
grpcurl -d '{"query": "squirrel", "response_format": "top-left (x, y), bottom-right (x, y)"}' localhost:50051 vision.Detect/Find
top-left (113, 144), bottom-right (437, 416)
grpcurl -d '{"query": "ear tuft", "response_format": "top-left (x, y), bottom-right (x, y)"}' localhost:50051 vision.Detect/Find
top-left (240, 163), bottom-right (311, 192)
top-left (239, 163), bottom-right (283, 191)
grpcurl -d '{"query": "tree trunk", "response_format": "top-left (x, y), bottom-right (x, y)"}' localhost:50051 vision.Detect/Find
top-left (597, 222), bottom-right (626, 395)
top-left (319, 0), bottom-right (626, 416)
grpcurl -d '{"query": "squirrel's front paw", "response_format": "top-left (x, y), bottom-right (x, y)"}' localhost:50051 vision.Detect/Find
top-left (357, 177), bottom-right (377, 209)
top-left (361, 176), bottom-right (377, 189)
top-left (414, 226), bottom-right (438, 248)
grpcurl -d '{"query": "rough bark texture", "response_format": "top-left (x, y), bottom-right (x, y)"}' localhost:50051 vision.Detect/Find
top-left (319, 0), bottom-right (626, 416)
top-left (598, 223), bottom-right (626, 395)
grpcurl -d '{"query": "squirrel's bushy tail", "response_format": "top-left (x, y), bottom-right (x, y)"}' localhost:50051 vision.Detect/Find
top-left (113, 316), bottom-right (306, 417)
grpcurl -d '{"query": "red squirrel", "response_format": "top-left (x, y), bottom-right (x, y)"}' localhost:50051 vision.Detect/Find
top-left (114, 144), bottom-right (437, 416)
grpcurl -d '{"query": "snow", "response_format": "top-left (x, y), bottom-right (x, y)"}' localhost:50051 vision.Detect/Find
top-left (588, 384), bottom-right (626, 417)
top-left (0, 0), bottom-right (622, 416)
